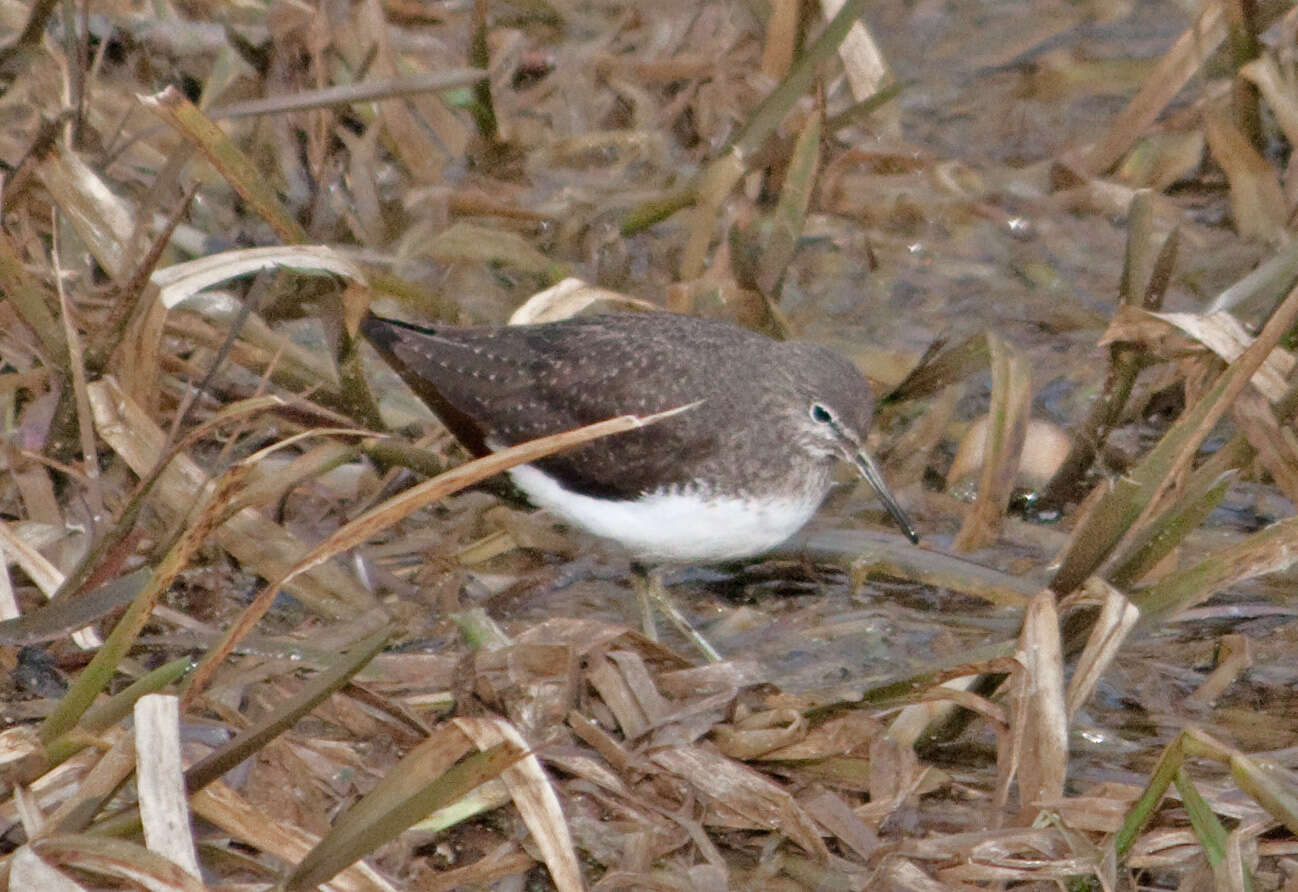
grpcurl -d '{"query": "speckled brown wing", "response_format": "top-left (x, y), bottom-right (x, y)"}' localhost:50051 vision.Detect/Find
top-left (360, 314), bottom-right (723, 500)
top-left (360, 315), bottom-right (496, 457)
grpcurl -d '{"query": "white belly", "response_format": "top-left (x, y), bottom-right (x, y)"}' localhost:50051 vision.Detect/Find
top-left (506, 463), bottom-right (825, 563)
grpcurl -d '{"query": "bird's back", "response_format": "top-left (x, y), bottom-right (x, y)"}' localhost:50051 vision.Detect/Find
top-left (361, 312), bottom-right (829, 501)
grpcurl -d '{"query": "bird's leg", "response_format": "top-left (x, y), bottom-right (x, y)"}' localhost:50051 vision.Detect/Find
top-left (630, 562), bottom-right (722, 663)
top-left (630, 561), bottom-right (659, 642)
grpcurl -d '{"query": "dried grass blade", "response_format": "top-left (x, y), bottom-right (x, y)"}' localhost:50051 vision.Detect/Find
top-left (953, 333), bottom-right (1030, 552)
top-left (586, 651), bottom-right (651, 738)
top-left (1133, 515), bottom-right (1298, 625)
top-left (0, 522), bottom-right (100, 650)
top-left (36, 145), bottom-right (134, 279)
top-left (208, 69), bottom-right (487, 120)
top-left (281, 734), bottom-right (524, 892)
top-left (754, 110), bottom-right (821, 297)
top-left (182, 623), bottom-right (392, 794)
top-left (226, 440), bottom-right (361, 516)
top-left (819, 0), bottom-right (891, 100)
top-left (165, 309), bottom-right (342, 405)
top-left (87, 378), bottom-right (372, 616)
top-left (56, 272), bottom-right (102, 519)
top-left (10, 847), bottom-right (87, 888)
top-left (802, 789), bottom-right (880, 861)
top-left (840, 651), bottom-right (1021, 714)
top-left (1039, 192), bottom-right (1174, 510)
top-left (18, 835), bottom-right (208, 892)
top-left (888, 333), bottom-right (988, 402)
top-left (888, 675), bottom-right (985, 749)
top-left (1008, 591), bottom-right (1066, 824)
top-left (1219, 831), bottom-right (1252, 892)
top-left (1064, 579), bottom-right (1139, 718)
top-left (1232, 390), bottom-right (1298, 504)
top-left (1052, 277), bottom-right (1298, 594)
top-left (1036, 346), bottom-right (1145, 513)
top-left (151, 245), bottom-right (367, 310)
top-left (1082, 0), bottom-right (1227, 173)
top-left (713, 708), bottom-right (807, 760)
top-left (410, 779), bottom-right (511, 835)
top-left (94, 183), bottom-right (197, 370)
top-left (824, 80), bottom-right (904, 134)
top-left (506, 278), bottom-right (660, 325)
top-left (1240, 55), bottom-right (1298, 149)
top-left (37, 459), bottom-right (253, 745)
top-left (139, 86), bottom-right (308, 244)
top-left (0, 569), bottom-right (147, 646)
top-left (680, 150), bottom-right (746, 279)
top-left (761, 0), bottom-right (798, 78)
top-left (1184, 632), bottom-right (1251, 706)
top-left (623, 0), bottom-right (876, 238)
top-left (455, 716), bottom-right (583, 892)
top-left (1174, 768), bottom-right (1232, 874)
top-left (1207, 240), bottom-right (1298, 316)
top-left (1103, 454), bottom-right (1241, 589)
top-left (427, 222), bottom-right (565, 281)
top-left (0, 231), bottom-right (68, 370)
top-left (651, 745), bottom-right (830, 859)
top-left (190, 780), bottom-right (398, 892)
top-left (1118, 190), bottom-right (1159, 306)
top-left (44, 727), bottom-right (135, 836)
top-left (134, 695), bottom-right (200, 878)
top-left (1205, 111), bottom-right (1287, 242)
top-left (734, 0), bottom-right (873, 162)
top-left (44, 657), bottom-right (191, 770)
top-left (795, 528), bottom-right (1036, 607)
top-left (1112, 732), bottom-right (1186, 860)
top-left (1230, 757), bottom-right (1298, 836)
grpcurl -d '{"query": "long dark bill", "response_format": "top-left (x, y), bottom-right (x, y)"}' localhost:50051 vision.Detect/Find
top-left (851, 448), bottom-right (920, 544)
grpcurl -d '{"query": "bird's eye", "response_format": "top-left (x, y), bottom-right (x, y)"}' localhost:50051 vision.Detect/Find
top-left (809, 403), bottom-right (833, 424)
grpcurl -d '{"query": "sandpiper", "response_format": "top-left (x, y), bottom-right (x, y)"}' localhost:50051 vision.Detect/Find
top-left (362, 310), bottom-right (917, 658)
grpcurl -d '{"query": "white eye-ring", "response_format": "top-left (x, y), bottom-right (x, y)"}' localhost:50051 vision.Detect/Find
top-left (809, 403), bottom-right (833, 424)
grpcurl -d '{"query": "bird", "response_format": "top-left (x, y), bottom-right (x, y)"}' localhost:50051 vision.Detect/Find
top-left (360, 309), bottom-right (917, 659)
